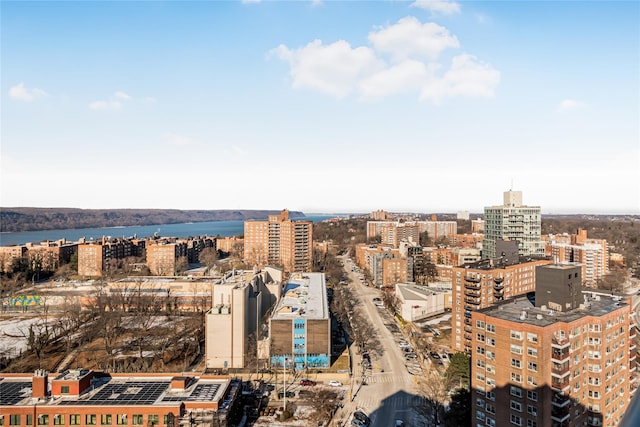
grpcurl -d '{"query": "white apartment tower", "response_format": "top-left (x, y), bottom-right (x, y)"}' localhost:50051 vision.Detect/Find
top-left (482, 190), bottom-right (544, 260)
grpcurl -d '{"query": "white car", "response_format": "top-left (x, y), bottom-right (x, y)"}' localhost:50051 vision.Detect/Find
top-left (328, 380), bottom-right (343, 387)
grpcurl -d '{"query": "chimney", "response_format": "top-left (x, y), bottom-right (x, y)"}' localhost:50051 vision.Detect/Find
top-left (32, 369), bottom-right (49, 399)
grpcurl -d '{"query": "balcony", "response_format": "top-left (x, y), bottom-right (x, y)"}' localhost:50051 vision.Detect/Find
top-left (464, 333), bottom-right (472, 340)
top-left (551, 405), bottom-right (570, 423)
top-left (552, 347), bottom-right (570, 363)
top-left (464, 311), bottom-right (472, 318)
top-left (552, 361), bottom-right (571, 377)
top-left (465, 275), bottom-right (481, 283)
top-left (464, 326), bottom-right (473, 333)
top-left (552, 393), bottom-right (570, 408)
top-left (464, 305), bottom-right (474, 311)
top-left (587, 417), bottom-right (603, 427)
top-left (551, 376), bottom-right (570, 392)
top-left (493, 282), bottom-right (504, 290)
top-left (465, 318), bottom-right (472, 327)
top-left (552, 334), bottom-right (570, 348)
top-left (465, 297), bottom-right (481, 306)
top-left (465, 282), bottom-right (481, 291)
top-left (465, 289), bottom-right (481, 298)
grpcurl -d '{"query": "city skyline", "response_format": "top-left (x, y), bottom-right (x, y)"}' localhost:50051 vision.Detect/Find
top-left (2, 1), bottom-right (638, 214)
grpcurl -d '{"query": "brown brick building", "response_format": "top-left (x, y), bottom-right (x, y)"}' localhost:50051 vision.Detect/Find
top-left (243, 210), bottom-right (312, 273)
top-left (471, 264), bottom-right (634, 427)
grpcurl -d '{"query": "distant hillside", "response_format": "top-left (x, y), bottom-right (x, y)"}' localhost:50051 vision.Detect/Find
top-left (0, 208), bottom-right (306, 233)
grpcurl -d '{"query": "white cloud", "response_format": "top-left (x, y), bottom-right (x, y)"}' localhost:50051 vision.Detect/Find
top-left (369, 17), bottom-right (459, 61)
top-left (89, 100), bottom-right (122, 110)
top-left (270, 40), bottom-right (383, 99)
top-left (359, 60), bottom-right (435, 99)
top-left (89, 91), bottom-right (137, 110)
top-left (556, 99), bottom-right (586, 113)
top-left (420, 54), bottom-right (500, 103)
top-left (410, 0), bottom-right (461, 15)
top-left (311, 0), bottom-right (323, 7)
top-left (272, 17), bottom-right (500, 103)
top-left (8, 83), bottom-right (47, 101)
top-left (114, 91), bottom-right (132, 100)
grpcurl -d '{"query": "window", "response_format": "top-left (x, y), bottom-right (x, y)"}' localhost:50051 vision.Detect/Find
top-left (477, 333), bottom-right (486, 342)
top-left (527, 376), bottom-right (537, 386)
top-left (486, 351), bottom-right (496, 360)
top-left (38, 416), bottom-right (49, 426)
top-left (527, 420), bottom-right (537, 427)
top-left (116, 415), bottom-right (127, 426)
top-left (510, 386), bottom-right (522, 398)
top-left (477, 320), bottom-right (486, 329)
top-left (61, 386), bottom-right (70, 394)
top-left (477, 346), bottom-right (485, 355)
top-left (477, 359), bottom-right (486, 368)
top-left (69, 416), bottom-right (80, 426)
top-left (27, 415), bottom-right (33, 426)
top-left (486, 418), bottom-right (496, 427)
top-left (147, 416), bottom-right (158, 427)
top-left (510, 401), bottom-right (522, 412)
top-left (53, 416), bottom-right (64, 426)
top-left (511, 359), bottom-right (521, 368)
top-left (527, 405), bottom-right (538, 416)
top-left (511, 331), bottom-right (523, 340)
top-left (10, 416), bottom-right (20, 426)
top-left (528, 362), bottom-right (538, 372)
top-left (511, 372), bottom-right (522, 383)
top-left (101, 415), bottom-right (112, 426)
top-left (527, 333), bottom-right (538, 343)
top-left (86, 416), bottom-right (96, 426)
top-left (487, 324), bottom-right (496, 333)
top-left (131, 416), bottom-right (142, 426)
top-left (487, 338), bottom-right (496, 346)
top-left (511, 344), bottom-right (522, 355)
top-left (527, 348), bottom-right (537, 358)
top-left (510, 414), bottom-right (522, 426)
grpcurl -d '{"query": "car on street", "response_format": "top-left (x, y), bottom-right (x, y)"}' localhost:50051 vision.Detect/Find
top-left (278, 390), bottom-right (295, 399)
top-left (394, 420), bottom-right (405, 427)
top-left (405, 353), bottom-right (417, 359)
top-left (352, 411), bottom-right (371, 426)
top-left (328, 380), bottom-right (343, 387)
top-left (300, 379), bottom-right (316, 386)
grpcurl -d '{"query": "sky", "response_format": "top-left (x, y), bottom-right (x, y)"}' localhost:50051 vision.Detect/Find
top-left (1, 0), bottom-right (639, 215)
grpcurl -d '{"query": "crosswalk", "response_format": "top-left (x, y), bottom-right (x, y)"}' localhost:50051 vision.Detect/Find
top-left (354, 394), bottom-right (429, 410)
top-left (362, 374), bottom-right (416, 384)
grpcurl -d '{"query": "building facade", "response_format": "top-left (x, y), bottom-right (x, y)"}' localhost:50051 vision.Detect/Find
top-left (544, 229), bottom-right (609, 286)
top-left (483, 190), bottom-right (544, 260)
top-left (471, 264), bottom-right (634, 427)
top-left (243, 210), bottom-right (312, 272)
top-left (269, 272), bottom-right (330, 371)
top-left (452, 253), bottom-right (551, 353)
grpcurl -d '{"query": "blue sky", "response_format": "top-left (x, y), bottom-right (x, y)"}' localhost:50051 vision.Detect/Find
top-left (2, 0), bottom-right (638, 214)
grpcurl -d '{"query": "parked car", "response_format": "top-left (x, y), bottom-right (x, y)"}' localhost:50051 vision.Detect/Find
top-left (300, 379), bottom-right (316, 386)
top-left (352, 411), bottom-right (371, 426)
top-left (430, 352), bottom-right (440, 359)
top-left (394, 420), bottom-right (405, 427)
top-left (405, 353), bottom-right (417, 359)
top-left (328, 380), bottom-right (343, 387)
top-left (278, 390), bottom-right (295, 399)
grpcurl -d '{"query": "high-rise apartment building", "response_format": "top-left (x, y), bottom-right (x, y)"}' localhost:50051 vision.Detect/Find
top-left (367, 220), bottom-right (457, 247)
top-left (146, 240), bottom-right (188, 276)
top-left (452, 241), bottom-right (551, 353)
top-left (545, 229), bottom-right (609, 286)
top-left (243, 210), bottom-right (312, 272)
top-left (483, 190), bottom-right (544, 260)
top-left (471, 264), bottom-right (633, 427)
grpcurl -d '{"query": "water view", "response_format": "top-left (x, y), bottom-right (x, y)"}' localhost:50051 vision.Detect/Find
top-left (0, 214), bottom-right (339, 246)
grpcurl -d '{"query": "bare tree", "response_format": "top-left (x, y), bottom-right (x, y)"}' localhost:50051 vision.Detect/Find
top-left (416, 369), bottom-right (455, 426)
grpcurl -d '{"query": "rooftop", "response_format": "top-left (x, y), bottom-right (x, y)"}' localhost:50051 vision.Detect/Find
top-left (272, 272), bottom-right (328, 320)
top-left (477, 292), bottom-right (628, 327)
top-left (0, 372), bottom-right (230, 407)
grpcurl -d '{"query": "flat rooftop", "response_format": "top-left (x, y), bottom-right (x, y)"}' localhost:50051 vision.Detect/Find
top-left (272, 272), bottom-right (328, 320)
top-left (478, 292), bottom-right (628, 327)
top-left (0, 373), bottom-right (230, 407)
top-left (397, 283), bottom-right (448, 300)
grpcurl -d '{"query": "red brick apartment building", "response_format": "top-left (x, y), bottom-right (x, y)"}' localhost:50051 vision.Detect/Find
top-left (452, 240), bottom-right (551, 353)
top-left (0, 369), bottom-right (238, 427)
top-left (0, 240), bottom-right (77, 273)
top-left (243, 210), bottom-right (312, 273)
top-left (471, 264), bottom-right (636, 427)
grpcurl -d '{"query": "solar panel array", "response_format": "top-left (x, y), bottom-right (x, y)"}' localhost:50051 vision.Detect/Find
top-left (0, 381), bottom-right (32, 405)
top-left (162, 383), bottom-right (220, 402)
top-left (60, 381), bottom-right (170, 406)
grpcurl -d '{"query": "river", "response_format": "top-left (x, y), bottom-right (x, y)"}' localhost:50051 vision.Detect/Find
top-left (0, 214), bottom-right (340, 246)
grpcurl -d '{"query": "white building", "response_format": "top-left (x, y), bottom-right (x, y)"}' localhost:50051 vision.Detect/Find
top-left (395, 283), bottom-right (449, 322)
top-left (205, 267), bottom-right (283, 369)
top-left (482, 190), bottom-right (544, 260)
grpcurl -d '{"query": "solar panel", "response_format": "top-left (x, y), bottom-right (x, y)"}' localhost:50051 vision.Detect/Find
top-left (0, 381), bottom-right (32, 405)
top-left (60, 381), bottom-right (170, 406)
top-left (162, 383), bottom-right (221, 402)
